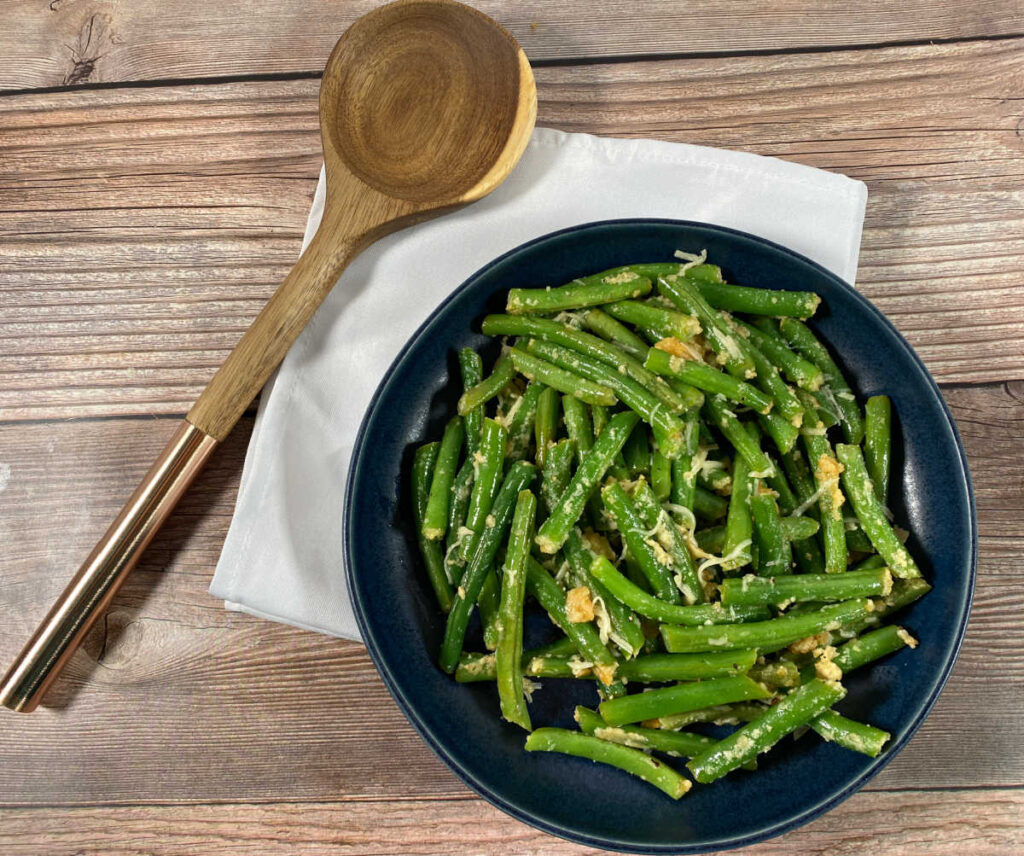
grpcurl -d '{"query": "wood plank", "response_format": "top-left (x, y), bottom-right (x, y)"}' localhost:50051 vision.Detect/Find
top-left (2, 40), bottom-right (1023, 422)
top-left (0, 382), bottom-right (1019, 804)
top-left (2, 0), bottom-right (1023, 92)
top-left (0, 789), bottom-right (1021, 855)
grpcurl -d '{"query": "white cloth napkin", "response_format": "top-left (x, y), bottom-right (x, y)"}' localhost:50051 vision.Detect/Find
top-left (209, 127), bottom-right (867, 640)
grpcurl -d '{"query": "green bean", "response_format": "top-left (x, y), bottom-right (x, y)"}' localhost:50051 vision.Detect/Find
top-left (496, 490), bottom-right (536, 730)
top-left (460, 418), bottom-right (507, 561)
top-left (563, 529), bottom-right (645, 658)
top-left (481, 314), bottom-right (687, 414)
top-left (458, 355), bottom-right (516, 416)
top-left (503, 380), bottom-right (543, 462)
top-left (525, 339), bottom-right (686, 458)
top-left (536, 411), bottom-right (640, 554)
top-left (560, 395), bottom-right (593, 461)
top-left (704, 395), bottom-right (775, 476)
top-left (779, 318), bottom-right (865, 444)
top-left (698, 460), bottom-right (732, 496)
top-left (748, 659), bottom-right (802, 689)
top-left (850, 553), bottom-right (888, 572)
top-left (809, 710), bottom-right (890, 757)
top-left (795, 623), bottom-right (914, 687)
top-left (666, 378), bottom-right (707, 411)
top-left (478, 573), bottom-right (503, 652)
top-left (444, 458), bottom-right (475, 582)
top-left (661, 598), bottom-right (873, 653)
top-left (508, 348), bottom-right (616, 407)
top-left (687, 678), bottom-right (846, 783)
top-left (589, 557), bottom-right (769, 626)
top-left (694, 486), bottom-right (729, 521)
top-left (670, 412), bottom-right (701, 510)
top-left (656, 273), bottom-right (757, 378)
top-left (687, 272), bottom-right (821, 318)
top-left (575, 706), bottom-right (718, 759)
top-left (721, 447), bottom-right (753, 571)
top-left (620, 650), bottom-right (758, 682)
top-left (458, 348), bottom-right (484, 455)
top-left (580, 307), bottom-right (649, 359)
top-left (780, 514), bottom-right (820, 541)
top-left (604, 300), bottom-right (701, 341)
top-left (631, 477), bottom-right (704, 604)
top-left (799, 394), bottom-right (848, 573)
top-left (645, 348), bottom-right (772, 412)
top-left (413, 443), bottom-right (454, 611)
top-left (422, 416), bottom-right (465, 540)
top-left (757, 411), bottom-right (800, 455)
top-left (845, 524), bottom-right (876, 554)
top-left (534, 386), bottom-right (561, 468)
top-left (601, 483), bottom-right (680, 603)
top-left (591, 403), bottom-right (610, 437)
top-left (746, 318), bottom-right (824, 391)
top-left (507, 268), bottom-right (652, 315)
top-left (439, 460), bottom-right (536, 673)
top-left (695, 524), bottom-right (725, 554)
top-left (654, 702), bottom-right (769, 731)
top-left (864, 395), bottom-right (892, 505)
top-left (525, 558), bottom-right (622, 690)
top-left (750, 484), bottom-right (792, 576)
top-left (650, 448), bottom-right (672, 501)
top-left (540, 438), bottom-right (575, 514)
top-left (524, 728), bottom-right (691, 799)
top-left (721, 569), bottom-right (892, 607)
top-left (622, 423), bottom-right (651, 475)
top-left (598, 675), bottom-right (772, 727)
top-left (455, 637), bottom-right (581, 682)
top-left (836, 444), bottom-right (922, 579)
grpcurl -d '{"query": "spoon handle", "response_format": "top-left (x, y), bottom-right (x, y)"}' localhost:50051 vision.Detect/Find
top-left (0, 213), bottom-right (363, 712)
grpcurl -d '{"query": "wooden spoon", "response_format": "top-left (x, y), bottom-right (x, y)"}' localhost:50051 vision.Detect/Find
top-left (0, 0), bottom-right (536, 713)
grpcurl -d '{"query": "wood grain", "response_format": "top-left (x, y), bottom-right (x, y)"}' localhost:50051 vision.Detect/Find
top-left (0, 381), bottom-right (1018, 805)
top-left (0, 789), bottom-right (1021, 855)
top-left (2, 0), bottom-right (1023, 91)
top-left (2, 39), bottom-right (1023, 422)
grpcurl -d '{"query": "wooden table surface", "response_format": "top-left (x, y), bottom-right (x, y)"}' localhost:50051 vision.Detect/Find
top-left (2, 2), bottom-right (1023, 853)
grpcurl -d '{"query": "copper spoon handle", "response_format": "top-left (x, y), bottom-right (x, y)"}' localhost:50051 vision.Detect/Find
top-left (0, 421), bottom-right (217, 711)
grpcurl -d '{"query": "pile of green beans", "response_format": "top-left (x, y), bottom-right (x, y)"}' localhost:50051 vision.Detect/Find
top-left (412, 254), bottom-right (930, 799)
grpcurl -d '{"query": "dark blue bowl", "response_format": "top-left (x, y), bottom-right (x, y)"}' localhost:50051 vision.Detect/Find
top-left (344, 219), bottom-right (975, 853)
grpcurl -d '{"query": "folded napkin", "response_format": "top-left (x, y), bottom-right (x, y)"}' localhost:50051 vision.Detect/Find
top-left (209, 127), bottom-right (867, 640)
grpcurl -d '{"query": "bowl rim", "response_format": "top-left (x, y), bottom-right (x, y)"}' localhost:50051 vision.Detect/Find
top-left (344, 217), bottom-right (977, 854)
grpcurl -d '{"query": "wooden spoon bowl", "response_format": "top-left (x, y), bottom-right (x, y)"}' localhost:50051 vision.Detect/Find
top-left (0, 0), bottom-right (536, 713)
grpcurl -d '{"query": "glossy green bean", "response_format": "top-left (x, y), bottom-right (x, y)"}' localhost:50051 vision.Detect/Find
top-left (508, 348), bottom-right (616, 407)
top-left (422, 416), bottom-right (465, 540)
top-left (580, 307), bottom-right (649, 359)
top-left (524, 728), bottom-right (691, 799)
top-left (540, 438), bottom-right (575, 514)
top-left (837, 444), bottom-right (922, 579)
top-left (458, 347), bottom-right (484, 455)
top-left (507, 268), bottom-right (652, 314)
top-left (721, 449), bottom-right (753, 572)
top-left (721, 569), bottom-right (892, 607)
top-left (536, 411), bottom-right (640, 554)
top-left (864, 395), bottom-right (892, 505)
top-left (779, 318), bottom-right (865, 444)
top-left (601, 483), bottom-right (680, 603)
top-left (645, 348), bottom-right (772, 412)
top-left (660, 598), bottom-right (873, 653)
top-left (740, 318), bottom-right (825, 391)
top-left (534, 386), bottom-right (561, 468)
top-left (750, 484), bottom-right (792, 576)
top-left (809, 710), bottom-right (890, 757)
top-left (589, 557), bottom-right (769, 626)
top-left (687, 678), bottom-right (846, 783)
top-left (503, 380), bottom-right (543, 462)
top-left (604, 299), bottom-right (701, 341)
top-left (799, 394), bottom-right (847, 573)
top-left (704, 395), bottom-right (775, 476)
top-left (575, 706), bottom-right (717, 759)
top-left (496, 490), bottom-right (536, 730)
top-left (598, 675), bottom-right (772, 727)
top-left (458, 355), bottom-right (516, 416)
top-left (460, 418), bottom-right (507, 561)
top-left (481, 314), bottom-right (687, 414)
top-left (524, 339), bottom-right (685, 458)
top-left (631, 477), bottom-right (704, 604)
top-left (439, 460), bottom-right (536, 674)
top-left (412, 442), bottom-right (454, 611)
